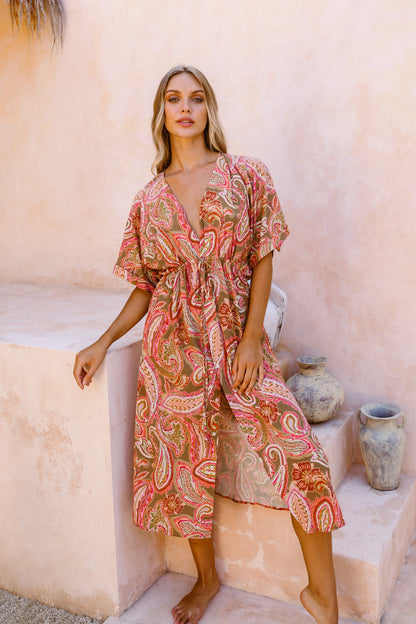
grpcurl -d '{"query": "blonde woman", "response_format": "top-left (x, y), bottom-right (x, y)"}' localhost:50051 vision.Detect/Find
top-left (73, 66), bottom-right (344, 624)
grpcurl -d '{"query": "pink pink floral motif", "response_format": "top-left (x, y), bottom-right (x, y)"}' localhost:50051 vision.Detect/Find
top-left (218, 300), bottom-right (237, 330)
top-left (173, 324), bottom-right (188, 345)
top-left (292, 461), bottom-right (328, 493)
top-left (162, 494), bottom-right (185, 515)
top-left (259, 399), bottom-right (280, 423)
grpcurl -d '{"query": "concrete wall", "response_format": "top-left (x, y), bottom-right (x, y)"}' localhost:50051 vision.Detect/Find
top-left (1, 1), bottom-right (415, 473)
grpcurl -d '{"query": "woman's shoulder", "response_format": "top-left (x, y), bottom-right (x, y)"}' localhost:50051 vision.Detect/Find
top-left (131, 171), bottom-right (166, 206)
top-left (223, 153), bottom-right (273, 183)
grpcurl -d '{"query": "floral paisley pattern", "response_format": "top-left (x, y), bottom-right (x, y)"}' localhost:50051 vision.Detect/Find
top-left (114, 153), bottom-right (345, 538)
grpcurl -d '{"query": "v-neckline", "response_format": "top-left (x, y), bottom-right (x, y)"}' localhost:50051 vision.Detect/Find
top-left (163, 153), bottom-right (223, 241)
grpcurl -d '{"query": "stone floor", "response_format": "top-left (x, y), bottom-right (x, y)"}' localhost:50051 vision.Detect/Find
top-left (104, 533), bottom-right (416, 624)
top-left (103, 573), bottom-right (357, 624)
top-left (102, 537), bottom-right (416, 624)
top-left (2, 536), bottom-right (413, 624)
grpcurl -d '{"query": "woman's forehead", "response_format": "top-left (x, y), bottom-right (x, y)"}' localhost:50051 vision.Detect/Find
top-left (166, 72), bottom-right (204, 93)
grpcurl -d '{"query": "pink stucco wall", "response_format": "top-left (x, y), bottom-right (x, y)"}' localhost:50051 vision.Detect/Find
top-left (1, 2), bottom-right (415, 472)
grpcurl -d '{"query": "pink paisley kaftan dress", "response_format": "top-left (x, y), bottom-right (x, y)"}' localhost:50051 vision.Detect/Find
top-left (113, 153), bottom-right (345, 538)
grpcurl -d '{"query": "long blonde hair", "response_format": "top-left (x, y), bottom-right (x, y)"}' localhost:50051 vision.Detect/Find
top-left (151, 65), bottom-right (227, 175)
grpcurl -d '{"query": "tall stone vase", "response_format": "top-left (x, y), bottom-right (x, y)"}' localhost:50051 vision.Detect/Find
top-left (357, 402), bottom-right (406, 491)
top-left (286, 356), bottom-right (344, 423)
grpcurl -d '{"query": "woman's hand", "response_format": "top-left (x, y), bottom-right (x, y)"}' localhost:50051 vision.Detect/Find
top-left (72, 287), bottom-right (152, 390)
top-left (231, 335), bottom-right (264, 395)
top-left (73, 339), bottom-right (108, 389)
top-left (231, 252), bottom-right (271, 395)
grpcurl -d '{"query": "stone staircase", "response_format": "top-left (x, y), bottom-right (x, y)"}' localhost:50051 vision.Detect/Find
top-left (1, 283), bottom-right (415, 624)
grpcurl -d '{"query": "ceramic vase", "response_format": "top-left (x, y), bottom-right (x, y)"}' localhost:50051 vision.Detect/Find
top-left (286, 356), bottom-right (344, 423)
top-left (357, 402), bottom-right (405, 491)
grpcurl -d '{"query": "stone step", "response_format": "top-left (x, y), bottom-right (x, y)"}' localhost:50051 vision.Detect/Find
top-left (165, 465), bottom-right (416, 624)
top-left (333, 466), bottom-right (416, 623)
top-left (103, 572), bottom-right (358, 624)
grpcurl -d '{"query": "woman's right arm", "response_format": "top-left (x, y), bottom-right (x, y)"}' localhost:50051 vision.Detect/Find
top-left (73, 287), bottom-right (152, 389)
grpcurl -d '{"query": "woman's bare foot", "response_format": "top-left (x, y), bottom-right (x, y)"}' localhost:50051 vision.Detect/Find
top-left (171, 575), bottom-right (220, 624)
top-left (300, 585), bottom-right (338, 624)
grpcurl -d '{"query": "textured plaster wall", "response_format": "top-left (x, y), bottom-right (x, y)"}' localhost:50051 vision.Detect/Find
top-left (0, 329), bottom-right (165, 618)
top-left (0, 344), bottom-right (120, 616)
top-left (1, 1), bottom-right (415, 472)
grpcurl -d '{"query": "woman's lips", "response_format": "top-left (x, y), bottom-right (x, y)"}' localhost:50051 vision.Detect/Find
top-left (177, 119), bottom-right (194, 126)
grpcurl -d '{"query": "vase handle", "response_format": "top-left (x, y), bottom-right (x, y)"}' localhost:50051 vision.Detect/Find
top-left (357, 410), bottom-right (367, 427)
top-left (397, 413), bottom-right (405, 428)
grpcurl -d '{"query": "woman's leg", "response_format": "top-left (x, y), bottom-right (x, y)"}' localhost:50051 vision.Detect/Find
top-left (291, 516), bottom-right (339, 624)
top-left (171, 537), bottom-right (220, 624)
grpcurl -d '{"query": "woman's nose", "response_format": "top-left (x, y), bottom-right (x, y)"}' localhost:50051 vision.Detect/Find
top-left (181, 100), bottom-right (191, 113)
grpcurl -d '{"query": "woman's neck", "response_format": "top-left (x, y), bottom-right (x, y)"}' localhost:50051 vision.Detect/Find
top-left (168, 136), bottom-right (215, 174)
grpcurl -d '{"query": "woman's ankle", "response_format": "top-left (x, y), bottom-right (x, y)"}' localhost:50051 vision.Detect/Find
top-left (196, 569), bottom-right (220, 588)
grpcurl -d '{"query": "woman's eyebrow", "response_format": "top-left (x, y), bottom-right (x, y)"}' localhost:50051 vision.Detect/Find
top-left (166, 89), bottom-right (205, 94)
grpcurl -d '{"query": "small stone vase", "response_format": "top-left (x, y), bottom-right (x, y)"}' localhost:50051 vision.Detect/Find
top-left (286, 356), bottom-right (344, 423)
top-left (357, 403), bottom-right (406, 491)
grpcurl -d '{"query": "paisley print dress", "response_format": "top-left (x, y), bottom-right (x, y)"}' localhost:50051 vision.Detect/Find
top-left (113, 153), bottom-right (345, 538)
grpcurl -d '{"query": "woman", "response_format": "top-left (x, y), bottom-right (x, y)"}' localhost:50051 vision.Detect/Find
top-left (73, 65), bottom-right (344, 624)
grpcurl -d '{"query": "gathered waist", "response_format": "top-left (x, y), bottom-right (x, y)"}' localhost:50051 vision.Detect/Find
top-left (159, 257), bottom-right (252, 282)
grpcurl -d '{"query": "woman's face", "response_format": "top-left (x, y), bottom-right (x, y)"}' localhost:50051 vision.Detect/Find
top-left (164, 72), bottom-right (208, 141)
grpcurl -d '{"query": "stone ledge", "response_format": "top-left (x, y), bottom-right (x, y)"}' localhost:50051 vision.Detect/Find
top-left (0, 282), bottom-right (143, 352)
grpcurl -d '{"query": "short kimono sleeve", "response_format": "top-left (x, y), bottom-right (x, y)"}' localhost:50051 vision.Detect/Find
top-left (247, 159), bottom-right (290, 269)
top-left (112, 193), bottom-right (156, 294)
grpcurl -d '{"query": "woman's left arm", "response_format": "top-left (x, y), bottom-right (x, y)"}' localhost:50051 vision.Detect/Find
top-left (231, 251), bottom-right (273, 395)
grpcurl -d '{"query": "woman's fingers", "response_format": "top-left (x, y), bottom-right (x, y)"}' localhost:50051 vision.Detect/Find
top-left (232, 359), bottom-right (263, 394)
top-left (73, 355), bottom-right (95, 389)
top-left (73, 341), bottom-right (107, 390)
top-left (257, 361), bottom-right (264, 388)
top-left (232, 358), bottom-right (253, 390)
top-left (238, 368), bottom-right (256, 394)
top-left (231, 350), bottom-right (239, 381)
top-left (73, 356), bottom-right (86, 389)
top-left (232, 359), bottom-right (245, 390)
top-left (231, 339), bottom-right (264, 394)
top-left (82, 363), bottom-right (94, 387)
top-left (245, 367), bottom-right (259, 394)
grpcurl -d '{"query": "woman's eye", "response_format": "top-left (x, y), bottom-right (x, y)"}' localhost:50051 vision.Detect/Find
top-left (193, 97), bottom-right (204, 103)
top-left (167, 97), bottom-right (179, 103)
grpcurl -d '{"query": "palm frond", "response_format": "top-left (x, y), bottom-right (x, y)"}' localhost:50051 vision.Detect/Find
top-left (6, 0), bottom-right (65, 46)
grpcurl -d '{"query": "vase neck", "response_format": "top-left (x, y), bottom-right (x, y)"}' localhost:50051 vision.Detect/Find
top-left (299, 363), bottom-right (326, 375)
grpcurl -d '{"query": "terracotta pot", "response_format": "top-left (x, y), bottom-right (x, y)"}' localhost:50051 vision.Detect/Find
top-left (357, 402), bottom-right (405, 491)
top-left (286, 356), bottom-right (344, 423)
